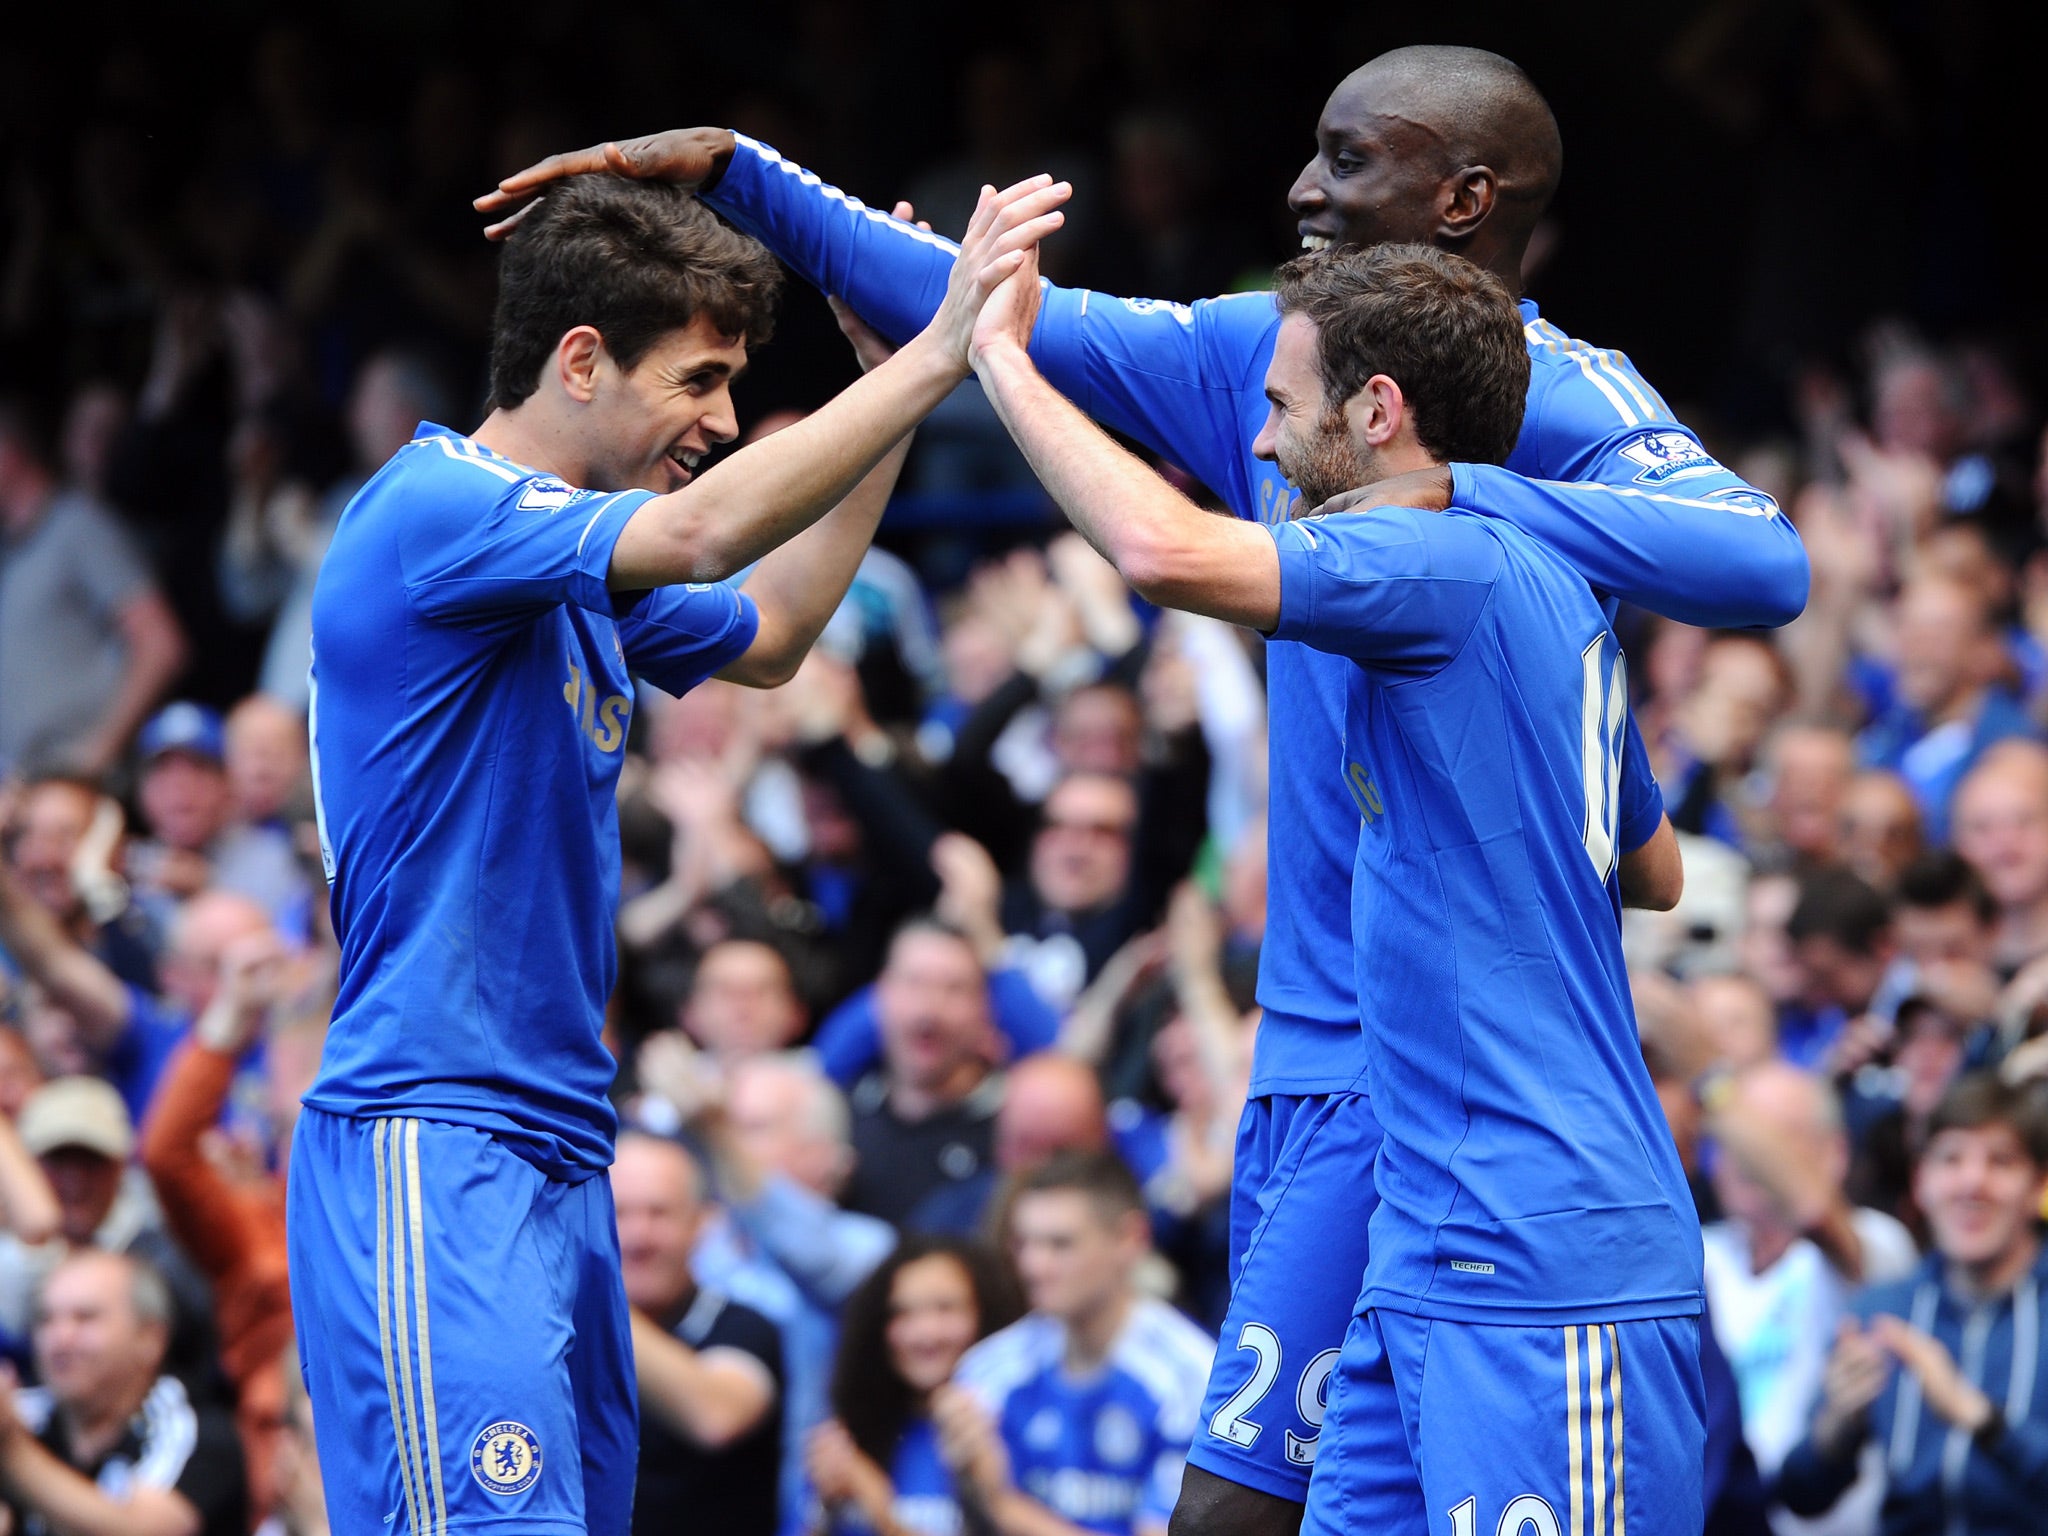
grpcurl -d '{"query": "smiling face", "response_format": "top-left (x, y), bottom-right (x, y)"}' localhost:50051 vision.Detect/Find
top-left (1288, 77), bottom-right (1457, 255)
top-left (885, 1253), bottom-right (981, 1396)
top-left (1916, 1121), bottom-right (2046, 1273)
top-left (1251, 313), bottom-right (1373, 510)
top-left (576, 313), bottom-right (748, 495)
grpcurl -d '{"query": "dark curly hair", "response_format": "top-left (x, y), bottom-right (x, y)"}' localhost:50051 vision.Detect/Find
top-left (830, 1235), bottom-right (1023, 1470)
top-left (1271, 243), bottom-right (1528, 468)
top-left (486, 175), bottom-right (782, 410)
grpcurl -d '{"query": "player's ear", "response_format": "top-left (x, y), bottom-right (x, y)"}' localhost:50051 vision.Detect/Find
top-left (555, 326), bottom-right (609, 404)
top-left (1440, 165), bottom-right (1496, 239)
top-left (1346, 375), bottom-right (1405, 450)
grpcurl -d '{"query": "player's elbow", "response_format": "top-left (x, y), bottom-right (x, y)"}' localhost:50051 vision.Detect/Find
top-left (1624, 858), bottom-right (1684, 913)
top-left (1112, 525), bottom-right (1194, 609)
top-left (1752, 527), bottom-right (1812, 629)
top-left (1637, 866), bottom-right (1684, 912)
top-left (1620, 821), bottom-right (1684, 912)
top-left (722, 629), bottom-right (807, 689)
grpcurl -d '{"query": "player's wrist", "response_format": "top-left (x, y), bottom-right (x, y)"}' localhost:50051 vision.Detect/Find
top-left (694, 129), bottom-right (739, 194)
top-left (970, 337), bottom-right (1030, 385)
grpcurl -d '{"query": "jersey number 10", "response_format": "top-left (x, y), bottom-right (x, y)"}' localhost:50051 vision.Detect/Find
top-left (1577, 635), bottom-right (1627, 884)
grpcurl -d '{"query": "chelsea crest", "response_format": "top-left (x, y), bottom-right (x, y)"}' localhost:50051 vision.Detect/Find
top-left (471, 1421), bottom-right (543, 1495)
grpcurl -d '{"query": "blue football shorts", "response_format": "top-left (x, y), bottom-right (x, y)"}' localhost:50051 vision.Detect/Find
top-left (1185, 1089), bottom-right (1383, 1502)
top-left (287, 1108), bottom-right (637, 1535)
top-left (1302, 1306), bottom-right (1707, 1536)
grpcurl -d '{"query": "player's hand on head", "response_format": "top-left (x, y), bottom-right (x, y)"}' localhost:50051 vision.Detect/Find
top-left (1305, 466), bottom-right (1454, 519)
top-left (930, 176), bottom-right (1068, 370)
top-left (475, 127), bottom-right (738, 239)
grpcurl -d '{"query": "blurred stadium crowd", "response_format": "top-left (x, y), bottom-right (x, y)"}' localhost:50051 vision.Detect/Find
top-left (3, 4), bottom-right (2048, 1535)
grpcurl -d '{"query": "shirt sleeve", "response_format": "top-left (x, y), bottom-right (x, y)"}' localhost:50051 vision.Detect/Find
top-left (165, 1407), bottom-right (249, 1533)
top-left (731, 1174), bottom-right (896, 1309)
top-left (702, 1298), bottom-right (786, 1393)
top-left (809, 986), bottom-right (881, 1087)
top-left (703, 134), bottom-right (1275, 513)
top-left (63, 499), bottom-right (153, 615)
top-left (618, 582), bottom-right (760, 697)
top-left (1617, 712), bottom-right (1665, 856)
top-left (398, 456), bottom-right (650, 632)
top-left (1266, 507), bottom-right (1500, 675)
top-left (1449, 424), bottom-right (1808, 630)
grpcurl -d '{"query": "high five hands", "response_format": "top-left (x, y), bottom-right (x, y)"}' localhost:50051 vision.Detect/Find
top-left (475, 128), bottom-right (1065, 376)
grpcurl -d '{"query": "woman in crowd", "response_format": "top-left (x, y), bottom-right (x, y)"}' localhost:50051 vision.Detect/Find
top-left (807, 1237), bottom-right (1022, 1536)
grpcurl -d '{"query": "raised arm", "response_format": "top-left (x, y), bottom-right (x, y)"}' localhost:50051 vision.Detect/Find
top-left (480, 131), bottom-right (1275, 512)
top-left (718, 301), bottom-right (913, 687)
top-left (607, 178), bottom-right (1067, 591)
top-left (966, 268), bottom-right (1278, 628)
top-left (0, 859), bottom-right (130, 1051)
top-left (1444, 363), bottom-right (1812, 636)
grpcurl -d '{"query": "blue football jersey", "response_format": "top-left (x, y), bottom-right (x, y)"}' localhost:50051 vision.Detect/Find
top-left (827, 1417), bottom-right (961, 1536)
top-left (1269, 502), bottom-right (1702, 1324)
top-left (703, 134), bottom-right (1807, 1095)
top-left (954, 1300), bottom-right (1216, 1535)
top-left (305, 424), bottom-right (758, 1177)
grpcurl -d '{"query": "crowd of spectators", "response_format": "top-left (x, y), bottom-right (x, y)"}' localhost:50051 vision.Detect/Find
top-left (4, 7), bottom-right (2048, 1536)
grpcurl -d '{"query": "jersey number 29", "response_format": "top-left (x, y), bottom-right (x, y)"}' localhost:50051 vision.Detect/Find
top-left (1577, 635), bottom-right (1627, 883)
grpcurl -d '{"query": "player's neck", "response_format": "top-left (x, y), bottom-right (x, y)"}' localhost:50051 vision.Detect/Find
top-left (471, 404), bottom-right (584, 488)
top-left (1061, 1286), bottom-right (1135, 1370)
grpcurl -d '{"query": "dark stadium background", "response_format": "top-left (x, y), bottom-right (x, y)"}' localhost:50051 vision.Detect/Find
top-left (3, 0), bottom-right (2036, 439)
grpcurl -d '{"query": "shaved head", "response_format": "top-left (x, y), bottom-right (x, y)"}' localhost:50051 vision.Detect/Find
top-left (1294, 47), bottom-right (1561, 289)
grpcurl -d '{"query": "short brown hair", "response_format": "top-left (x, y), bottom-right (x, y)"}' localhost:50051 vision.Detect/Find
top-left (488, 176), bottom-right (782, 410)
top-left (1923, 1072), bottom-right (2048, 1168)
top-left (1013, 1148), bottom-right (1144, 1226)
top-left (1271, 244), bottom-right (1528, 467)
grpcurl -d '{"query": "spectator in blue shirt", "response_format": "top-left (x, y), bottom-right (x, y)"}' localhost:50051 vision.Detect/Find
top-left (1779, 1073), bottom-right (2048, 1532)
top-left (1859, 576), bottom-right (2036, 844)
top-left (937, 1151), bottom-right (1213, 1536)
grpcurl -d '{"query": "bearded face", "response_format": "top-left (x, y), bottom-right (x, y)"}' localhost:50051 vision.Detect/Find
top-left (1274, 402), bottom-right (1373, 514)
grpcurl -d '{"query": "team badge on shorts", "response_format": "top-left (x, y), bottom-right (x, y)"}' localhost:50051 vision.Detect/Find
top-left (471, 1421), bottom-right (543, 1495)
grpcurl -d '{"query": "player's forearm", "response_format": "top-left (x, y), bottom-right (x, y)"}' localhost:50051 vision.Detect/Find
top-left (705, 134), bottom-right (958, 348)
top-left (610, 338), bottom-right (958, 590)
top-left (1450, 464), bottom-right (1810, 628)
top-left (974, 344), bottom-right (1276, 629)
top-left (723, 433), bottom-right (912, 686)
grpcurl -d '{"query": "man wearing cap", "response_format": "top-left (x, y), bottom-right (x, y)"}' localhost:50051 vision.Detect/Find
top-left (128, 703), bottom-right (308, 937)
top-left (0, 1078), bottom-right (218, 1396)
top-left (0, 1248), bottom-right (246, 1536)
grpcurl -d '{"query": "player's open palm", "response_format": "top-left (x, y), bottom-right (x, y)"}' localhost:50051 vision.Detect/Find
top-left (931, 177), bottom-right (1066, 370)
